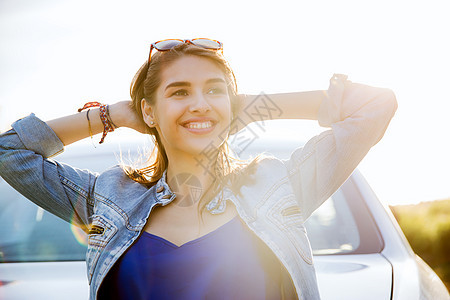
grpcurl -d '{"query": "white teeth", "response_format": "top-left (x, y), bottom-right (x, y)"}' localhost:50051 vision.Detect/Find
top-left (186, 121), bottom-right (212, 129)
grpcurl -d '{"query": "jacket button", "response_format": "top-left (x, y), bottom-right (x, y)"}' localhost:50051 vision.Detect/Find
top-left (156, 186), bottom-right (164, 193)
top-left (162, 194), bottom-right (172, 199)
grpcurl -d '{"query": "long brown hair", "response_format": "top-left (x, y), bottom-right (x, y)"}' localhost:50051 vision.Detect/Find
top-left (125, 43), bottom-right (246, 191)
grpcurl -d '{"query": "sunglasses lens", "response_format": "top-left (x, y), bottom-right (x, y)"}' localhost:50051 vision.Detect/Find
top-left (154, 39), bottom-right (184, 50)
top-left (191, 38), bottom-right (222, 50)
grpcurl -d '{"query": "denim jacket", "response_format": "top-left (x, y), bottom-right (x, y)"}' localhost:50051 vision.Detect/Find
top-left (0, 75), bottom-right (397, 299)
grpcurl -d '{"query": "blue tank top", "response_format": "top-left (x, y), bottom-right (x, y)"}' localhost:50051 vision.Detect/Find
top-left (100, 217), bottom-right (295, 299)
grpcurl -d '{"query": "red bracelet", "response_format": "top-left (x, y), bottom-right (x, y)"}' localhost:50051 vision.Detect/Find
top-left (78, 102), bottom-right (115, 144)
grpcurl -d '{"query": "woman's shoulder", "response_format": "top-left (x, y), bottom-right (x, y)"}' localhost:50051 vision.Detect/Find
top-left (96, 164), bottom-right (149, 188)
top-left (94, 164), bottom-right (156, 207)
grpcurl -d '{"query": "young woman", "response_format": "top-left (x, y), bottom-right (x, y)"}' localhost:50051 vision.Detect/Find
top-left (0, 39), bottom-right (397, 299)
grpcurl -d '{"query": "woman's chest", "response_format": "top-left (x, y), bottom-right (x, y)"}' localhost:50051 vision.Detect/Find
top-left (142, 201), bottom-right (238, 247)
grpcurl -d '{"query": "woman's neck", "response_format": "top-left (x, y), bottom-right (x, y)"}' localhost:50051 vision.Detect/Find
top-left (165, 152), bottom-right (219, 208)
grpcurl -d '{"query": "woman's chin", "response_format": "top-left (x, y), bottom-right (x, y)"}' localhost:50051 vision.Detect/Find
top-left (177, 138), bottom-right (223, 158)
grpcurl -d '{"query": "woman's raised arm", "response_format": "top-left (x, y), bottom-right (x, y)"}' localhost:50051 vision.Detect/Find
top-left (0, 100), bottom-right (147, 228)
top-left (46, 100), bottom-right (146, 146)
top-left (236, 74), bottom-right (398, 220)
top-left (238, 90), bottom-right (325, 125)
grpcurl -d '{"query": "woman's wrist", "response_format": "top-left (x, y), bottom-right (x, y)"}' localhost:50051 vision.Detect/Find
top-left (108, 101), bottom-right (130, 129)
top-left (109, 101), bottom-right (149, 133)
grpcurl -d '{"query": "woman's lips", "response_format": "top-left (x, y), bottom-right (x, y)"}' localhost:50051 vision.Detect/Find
top-left (185, 121), bottom-right (212, 129)
top-left (181, 120), bottom-right (216, 134)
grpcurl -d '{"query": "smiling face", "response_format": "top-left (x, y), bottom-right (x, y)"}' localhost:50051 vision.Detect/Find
top-left (142, 55), bottom-right (233, 160)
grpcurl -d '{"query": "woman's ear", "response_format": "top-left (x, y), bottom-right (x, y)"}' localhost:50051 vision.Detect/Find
top-left (141, 98), bottom-right (156, 127)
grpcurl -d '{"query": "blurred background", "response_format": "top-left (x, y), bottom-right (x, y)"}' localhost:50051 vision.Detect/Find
top-left (1, 0), bottom-right (449, 288)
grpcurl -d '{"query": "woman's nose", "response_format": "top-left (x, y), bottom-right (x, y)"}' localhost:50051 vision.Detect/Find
top-left (189, 92), bottom-right (211, 113)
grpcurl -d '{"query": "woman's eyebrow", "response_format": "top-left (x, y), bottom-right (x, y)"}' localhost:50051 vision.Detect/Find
top-left (165, 78), bottom-right (226, 91)
top-left (165, 81), bottom-right (190, 91)
top-left (206, 78), bottom-right (226, 85)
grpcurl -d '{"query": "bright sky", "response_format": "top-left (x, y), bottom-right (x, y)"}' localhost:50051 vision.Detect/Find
top-left (1, 0), bottom-right (449, 205)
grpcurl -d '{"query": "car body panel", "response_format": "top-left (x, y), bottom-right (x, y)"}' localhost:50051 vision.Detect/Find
top-left (314, 254), bottom-right (392, 300)
top-left (0, 262), bottom-right (88, 300)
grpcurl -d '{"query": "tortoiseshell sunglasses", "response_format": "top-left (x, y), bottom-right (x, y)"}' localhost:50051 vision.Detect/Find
top-left (148, 38), bottom-right (223, 63)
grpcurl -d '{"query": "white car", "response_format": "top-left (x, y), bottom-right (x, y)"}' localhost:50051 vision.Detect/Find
top-left (0, 137), bottom-right (448, 300)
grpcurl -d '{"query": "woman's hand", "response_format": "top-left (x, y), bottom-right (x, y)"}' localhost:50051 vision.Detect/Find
top-left (109, 101), bottom-right (149, 134)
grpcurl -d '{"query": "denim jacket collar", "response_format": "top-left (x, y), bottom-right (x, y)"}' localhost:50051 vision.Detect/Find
top-left (154, 170), bottom-right (176, 206)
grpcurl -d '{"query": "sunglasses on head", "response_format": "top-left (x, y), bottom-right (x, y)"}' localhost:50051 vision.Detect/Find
top-left (148, 38), bottom-right (223, 64)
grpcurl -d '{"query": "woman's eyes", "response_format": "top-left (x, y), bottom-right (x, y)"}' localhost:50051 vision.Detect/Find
top-left (170, 87), bottom-right (226, 97)
top-left (171, 89), bottom-right (189, 97)
top-left (207, 87), bottom-right (226, 95)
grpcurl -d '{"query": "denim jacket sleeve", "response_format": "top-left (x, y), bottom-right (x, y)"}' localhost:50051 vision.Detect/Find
top-left (0, 114), bottom-right (96, 231)
top-left (285, 74), bottom-right (398, 220)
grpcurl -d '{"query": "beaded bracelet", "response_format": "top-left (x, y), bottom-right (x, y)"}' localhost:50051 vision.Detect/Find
top-left (78, 102), bottom-right (115, 144)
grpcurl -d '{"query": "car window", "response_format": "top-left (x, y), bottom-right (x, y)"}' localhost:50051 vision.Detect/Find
top-left (0, 179), bottom-right (87, 262)
top-left (305, 189), bottom-right (360, 255)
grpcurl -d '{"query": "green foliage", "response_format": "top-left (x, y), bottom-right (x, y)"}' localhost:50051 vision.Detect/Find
top-left (391, 199), bottom-right (450, 290)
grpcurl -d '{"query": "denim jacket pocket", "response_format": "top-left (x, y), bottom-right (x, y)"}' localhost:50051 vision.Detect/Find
top-left (86, 215), bottom-right (117, 284)
top-left (268, 196), bottom-right (313, 265)
top-left (286, 225), bottom-right (314, 265)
